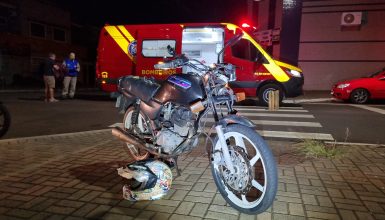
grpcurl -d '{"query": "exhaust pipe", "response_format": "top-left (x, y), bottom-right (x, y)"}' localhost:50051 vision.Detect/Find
top-left (111, 127), bottom-right (146, 149)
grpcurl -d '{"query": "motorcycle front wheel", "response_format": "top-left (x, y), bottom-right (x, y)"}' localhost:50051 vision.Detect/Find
top-left (211, 124), bottom-right (277, 215)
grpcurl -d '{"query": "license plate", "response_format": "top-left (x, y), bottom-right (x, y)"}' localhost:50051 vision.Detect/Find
top-left (115, 95), bottom-right (122, 108)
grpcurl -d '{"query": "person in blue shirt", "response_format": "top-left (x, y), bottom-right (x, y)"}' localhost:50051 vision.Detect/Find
top-left (62, 52), bottom-right (80, 99)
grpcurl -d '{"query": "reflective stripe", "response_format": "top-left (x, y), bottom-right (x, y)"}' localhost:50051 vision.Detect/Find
top-left (242, 32), bottom-right (290, 82)
top-left (104, 26), bottom-right (134, 61)
top-left (117, 25), bottom-right (135, 42)
top-left (222, 23), bottom-right (291, 83)
top-left (274, 60), bottom-right (302, 72)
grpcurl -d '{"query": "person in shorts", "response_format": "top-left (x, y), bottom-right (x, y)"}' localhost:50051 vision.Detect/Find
top-left (43, 53), bottom-right (60, 102)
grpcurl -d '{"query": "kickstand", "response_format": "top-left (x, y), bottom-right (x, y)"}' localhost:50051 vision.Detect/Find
top-left (173, 156), bottom-right (182, 178)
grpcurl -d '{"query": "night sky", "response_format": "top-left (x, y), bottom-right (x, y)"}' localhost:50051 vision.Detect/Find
top-left (52, 0), bottom-right (248, 27)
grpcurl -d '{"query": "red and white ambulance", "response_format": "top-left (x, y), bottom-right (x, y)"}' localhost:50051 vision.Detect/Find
top-left (96, 23), bottom-right (304, 105)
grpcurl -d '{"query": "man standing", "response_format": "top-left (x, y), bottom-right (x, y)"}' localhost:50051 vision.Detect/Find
top-left (62, 52), bottom-right (80, 99)
top-left (43, 53), bottom-right (59, 102)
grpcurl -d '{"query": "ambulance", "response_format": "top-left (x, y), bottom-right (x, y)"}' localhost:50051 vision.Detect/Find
top-left (96, 23), bottom-right (304, 105)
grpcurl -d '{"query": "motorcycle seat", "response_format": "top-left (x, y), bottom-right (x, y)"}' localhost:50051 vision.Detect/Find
top-left (119, 76), bottom-right (160, 103)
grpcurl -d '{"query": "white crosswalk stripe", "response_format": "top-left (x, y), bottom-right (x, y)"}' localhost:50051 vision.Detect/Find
top-left (201, 118), bottom-right (322, 127)
top-left (232, 108), bottom-right (309, 112)
top-left (109, 105), bottom-right (334, 141)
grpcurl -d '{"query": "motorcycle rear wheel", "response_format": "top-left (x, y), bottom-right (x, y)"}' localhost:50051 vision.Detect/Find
top-left (211, 124), bottom-right (277, 214)
top-left (123, 107), bottom-right (150, 161)
top-left (0, 103), bottom-right (10, 138)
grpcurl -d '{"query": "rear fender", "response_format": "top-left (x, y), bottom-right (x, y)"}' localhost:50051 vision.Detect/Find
top-left (217, 114), bottom-right (255, 128)
top-left (116, 93), bottom-right (135, 114)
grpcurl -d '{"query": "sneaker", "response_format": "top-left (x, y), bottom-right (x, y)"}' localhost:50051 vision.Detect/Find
top-left (49, 99), bottom-right (59, 103)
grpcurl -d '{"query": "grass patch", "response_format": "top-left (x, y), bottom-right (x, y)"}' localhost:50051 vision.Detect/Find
top-left (298, 139), bottom-right (345, 159)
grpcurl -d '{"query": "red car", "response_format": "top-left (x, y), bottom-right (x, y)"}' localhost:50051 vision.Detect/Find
top-left (332, 68), bottom-right (385, 104)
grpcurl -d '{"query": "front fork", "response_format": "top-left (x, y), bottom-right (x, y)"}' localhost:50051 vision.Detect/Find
top-left (215, 124), bottom-right (235, 173)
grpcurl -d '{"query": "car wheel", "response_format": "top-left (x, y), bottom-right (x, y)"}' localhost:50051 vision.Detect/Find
top-left (258, 84), bottom-right (284, 106)
top-left (350, 88), bottom-right (369, 104)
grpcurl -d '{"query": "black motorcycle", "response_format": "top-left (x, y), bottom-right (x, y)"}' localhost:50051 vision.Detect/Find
top-left (0, 102), bottom-right (10, 138)
top-left (112, 35), bottom-right (277, 214)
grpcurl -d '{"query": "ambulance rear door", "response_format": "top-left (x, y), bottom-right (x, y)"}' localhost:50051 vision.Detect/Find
top-left (181, 27), bottom-right (224, 74)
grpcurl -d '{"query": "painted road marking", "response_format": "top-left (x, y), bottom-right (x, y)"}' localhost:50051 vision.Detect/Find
top-left (110, 105), bottom-right (333, 141)
top-left (201, 118), bottom-right (322, 127)
top-left (234, 112), bottom-right (314, 118)
top-left (203, 128), bottom-right (334, 140)
top-left (256, 130), bottom-right (334, 140)
top-left (350, 104), bottom-right (385, 115)
top-left (231, 108), bottom-right (308, 112)
top-left (235, 106), bottom-right (304, 110)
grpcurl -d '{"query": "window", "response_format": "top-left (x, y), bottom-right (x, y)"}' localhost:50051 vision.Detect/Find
top-left (231, 38), bottom-right (261, 62)
top-left (30, 22), bottom-right (45, 38)
top-left (53, 28), bottom-right (66, 42)
top-left (142, 40), bottom-right (176, 57)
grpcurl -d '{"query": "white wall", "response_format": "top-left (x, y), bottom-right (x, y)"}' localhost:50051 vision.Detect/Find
top-left (299, 0), bottom-right (385, 90)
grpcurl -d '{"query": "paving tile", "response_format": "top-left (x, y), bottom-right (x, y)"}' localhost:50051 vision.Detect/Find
top-left (174, 201), bottom-right (195, 215)
top-left (288, 203), bottom-right (305, 216)
top-left (190, 203), bottom-right (209, 217)
top-left (306, 211), bottom-right (340, 220)
top-left (205, 211), bottom-right (238, 220)
top-left (5, 208), bottom-right (38, 218)
top-left (170, 214), bottom-right (202, 220)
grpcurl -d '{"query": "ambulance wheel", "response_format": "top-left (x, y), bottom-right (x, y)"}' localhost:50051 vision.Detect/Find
top-left (258, 84), bottom-right (283, 106)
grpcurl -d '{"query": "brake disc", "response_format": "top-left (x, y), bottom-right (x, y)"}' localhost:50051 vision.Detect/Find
top-left (219, 146), bottom-right (253, 194)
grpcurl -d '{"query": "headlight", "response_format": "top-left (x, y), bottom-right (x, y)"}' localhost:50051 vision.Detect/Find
top-left (287, 69), bottom-right (301, 77)
top-left (336, 83), bottom-right (350, 89)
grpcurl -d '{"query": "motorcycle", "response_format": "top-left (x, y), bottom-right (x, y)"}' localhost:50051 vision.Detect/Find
top-left (0, 102), bottom-right (10, 138)
top-left (112, 34), bottom-right (277, 214)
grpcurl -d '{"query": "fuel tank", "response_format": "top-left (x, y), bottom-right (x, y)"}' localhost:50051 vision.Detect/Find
top-left (154, 74), bottom-right (206, 105)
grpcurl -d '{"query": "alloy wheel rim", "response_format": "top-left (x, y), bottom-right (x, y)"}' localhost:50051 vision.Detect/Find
top-left (214, 132), bottom-right (267, 209)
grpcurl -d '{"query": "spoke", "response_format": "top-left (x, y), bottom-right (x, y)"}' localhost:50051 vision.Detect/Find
top-left (234, 135), bottom-right (245, 149)
top-left (252, 180), bottom-right (264, 192)
top-left (241, 195), bottom-right (249, 204)
top-left (249, 153), bottom-right (260, 166)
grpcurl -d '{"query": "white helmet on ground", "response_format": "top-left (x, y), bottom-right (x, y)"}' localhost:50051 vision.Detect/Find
top-left (117, 159), bottom-right (173, 201)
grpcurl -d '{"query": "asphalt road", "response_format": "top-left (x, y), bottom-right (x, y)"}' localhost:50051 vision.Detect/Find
top-left (1, 91), bottom-right (384, 144)
top-left (303, 102), bottom-right (385, 144)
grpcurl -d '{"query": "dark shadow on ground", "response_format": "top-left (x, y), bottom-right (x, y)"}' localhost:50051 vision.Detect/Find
top-left (69, 161), bottom-right (140, 218)
top-left (69, 161), bottom-right (131, 191)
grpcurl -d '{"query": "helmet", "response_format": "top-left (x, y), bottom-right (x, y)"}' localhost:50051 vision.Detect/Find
top-left (118, 159), bottom-right (173, 201)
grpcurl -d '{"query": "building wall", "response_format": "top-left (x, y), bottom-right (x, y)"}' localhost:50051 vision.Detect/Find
top-left (299, 0), bottom-right (385, 90)
top-left (0, 0), bottom-right (92, 87)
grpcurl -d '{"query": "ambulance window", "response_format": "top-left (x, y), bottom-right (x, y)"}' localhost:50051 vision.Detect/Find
top-left (142, 40), bottom-right (176, 58)
top-left (231, 38), bottom-right (259, 62)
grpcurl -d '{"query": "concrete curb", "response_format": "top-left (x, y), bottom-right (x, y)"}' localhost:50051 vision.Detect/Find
top-left (0, 129), bottom-right (111, 144)
top-left (284, 98), bottom-right (333, 104)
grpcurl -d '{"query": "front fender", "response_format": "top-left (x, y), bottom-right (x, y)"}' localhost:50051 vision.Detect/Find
top-left (217, 114), bottom-right (255, 128)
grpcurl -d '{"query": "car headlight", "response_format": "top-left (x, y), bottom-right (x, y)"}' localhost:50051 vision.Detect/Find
top-left (336, 83), bottom-right (350, 89)
top-left (288, 69), bottom-right (302, 77)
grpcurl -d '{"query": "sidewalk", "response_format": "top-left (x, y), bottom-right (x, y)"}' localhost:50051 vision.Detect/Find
top-left (0, 130), bottom-right (384, 220)
top-left (285, 91), bottom-right (332, 104)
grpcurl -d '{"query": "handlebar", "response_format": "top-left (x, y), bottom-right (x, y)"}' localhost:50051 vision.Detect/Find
top-left (154, 54), bottom-right (236, 81)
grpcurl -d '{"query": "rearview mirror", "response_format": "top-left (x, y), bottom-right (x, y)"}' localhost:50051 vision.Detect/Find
top-left (167, 45), bottom-right (176, 56)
